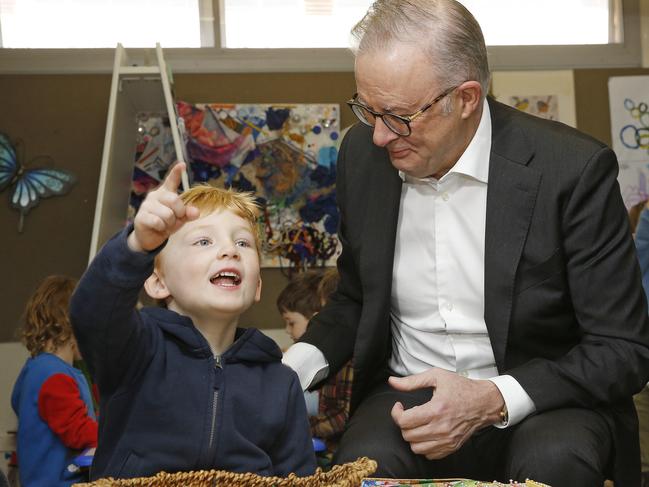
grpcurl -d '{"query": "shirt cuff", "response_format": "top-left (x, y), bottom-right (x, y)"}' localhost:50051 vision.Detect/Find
top-left (282, 342), bottom-right (329, 391)
top-left (488, 375), bottom-right (536, 428)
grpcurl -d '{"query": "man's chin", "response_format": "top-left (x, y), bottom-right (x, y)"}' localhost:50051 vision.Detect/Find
top-left (390, 158), bottom-right (425, 178)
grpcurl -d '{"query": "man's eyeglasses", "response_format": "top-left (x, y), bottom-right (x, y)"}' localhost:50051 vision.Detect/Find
top-left (346, 85), bottom-right (459, 137)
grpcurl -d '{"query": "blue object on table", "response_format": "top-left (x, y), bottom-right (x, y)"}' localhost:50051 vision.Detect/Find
top-left (72, 447), bottom-right (95, 468)
top-left (312, 437), bottom-right (326, 452)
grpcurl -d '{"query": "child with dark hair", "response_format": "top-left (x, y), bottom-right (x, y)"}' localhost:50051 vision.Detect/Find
top-left (11, 275), bottom-right (98, 487)
top-left (276, 271), bottom-right (322, 341)
top-left (277, 268), bottom-right (353, 458)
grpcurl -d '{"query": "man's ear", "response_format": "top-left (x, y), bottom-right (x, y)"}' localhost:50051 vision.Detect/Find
top-left (254, 276), bottom-right (262, 303)
top-left (458, 80), bottom-right (483, 119)
top-left (144, 269), bottom-right (171, 300)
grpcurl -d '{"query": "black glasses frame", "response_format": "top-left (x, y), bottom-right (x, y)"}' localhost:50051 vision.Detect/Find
top-left (346, 84), bottom-right (460, 137)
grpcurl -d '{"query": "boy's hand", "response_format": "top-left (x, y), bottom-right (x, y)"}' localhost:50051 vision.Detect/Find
top-left (127, 162), bottom-right (200, 253)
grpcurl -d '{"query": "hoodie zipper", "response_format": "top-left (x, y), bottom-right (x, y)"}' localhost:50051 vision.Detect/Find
top-left (207, 355), bottom-right (222, 460)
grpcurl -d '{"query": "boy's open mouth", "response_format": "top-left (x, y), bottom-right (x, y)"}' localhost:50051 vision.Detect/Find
top-left (210, 271), bottom-right (242, 287)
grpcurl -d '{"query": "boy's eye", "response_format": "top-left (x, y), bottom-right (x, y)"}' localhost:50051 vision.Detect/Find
top-left (235, 239), bottom-right (251, 248)
top-left (194, 238), bottom-right (211, 246)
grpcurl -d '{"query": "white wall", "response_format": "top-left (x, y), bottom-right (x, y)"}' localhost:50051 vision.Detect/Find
top-left (642, 0), bottom-right (649, 67)
top-left (0, 342), bottom-right (28, 469)
top-left (261, 328), bottom-right (293, 352)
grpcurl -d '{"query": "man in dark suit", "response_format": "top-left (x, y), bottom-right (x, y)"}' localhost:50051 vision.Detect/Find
top-left (282, 1), bottom-right (649, 485)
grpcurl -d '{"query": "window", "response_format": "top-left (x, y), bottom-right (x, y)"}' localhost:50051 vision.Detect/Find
top-left (0, 0), bottom-right (641, 72)
top-left (0, 0), bottom-right (208, 48)
top-left (221, 0), bottom-right (621, 48)
top-left (222, 0), bottom-right (373, 48)
top-left (463, 0), bottom-right (619, 46)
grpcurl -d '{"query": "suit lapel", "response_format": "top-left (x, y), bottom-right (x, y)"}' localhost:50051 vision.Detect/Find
top-left (355, 144), bottom-right (401, 369)
top-left (485, 101), bottom-right (541, 371)
top-left (362, 150), bottom-right (402, 283)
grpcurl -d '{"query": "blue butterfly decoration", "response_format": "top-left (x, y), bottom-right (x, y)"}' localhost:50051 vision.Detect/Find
top-left (0, 133), bottom-right (77, 232)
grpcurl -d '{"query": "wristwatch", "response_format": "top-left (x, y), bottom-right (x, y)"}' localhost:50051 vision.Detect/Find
top-left (500, 403), bottom-right (509, 424)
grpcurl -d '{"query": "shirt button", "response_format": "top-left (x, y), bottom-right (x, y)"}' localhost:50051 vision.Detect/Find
top-left (459, 370), bottom-right (469, 377)
top-left (442, 193), bottom-right (450, 201)
top-left (446, 302), bottom-right (453, 311)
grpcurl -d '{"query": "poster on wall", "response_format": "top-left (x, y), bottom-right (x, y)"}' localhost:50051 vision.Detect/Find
top-left (506, 95), bottom-right (559, 121)
top-left (608, 75), bottom-right (649, 209)
top-left (130, 102), bottom-right (342, 271)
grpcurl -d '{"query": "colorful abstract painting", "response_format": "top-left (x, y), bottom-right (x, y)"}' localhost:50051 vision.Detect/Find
top-left (130, 102), bottom-right (342, 270)
top-left (608, 76), bottom-right (649, 208)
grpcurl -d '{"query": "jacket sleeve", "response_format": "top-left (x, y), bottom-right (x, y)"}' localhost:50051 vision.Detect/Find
top-left (299, 127), bottom-right (364, 375)
top-left (70, 226), bottom-right (163, 395)
top-left (38, 374), bottom-right (98, 449)
top-left (510, 146), bottom-right (649, 410)
top-left (270, 373), bottom-right (317, 477)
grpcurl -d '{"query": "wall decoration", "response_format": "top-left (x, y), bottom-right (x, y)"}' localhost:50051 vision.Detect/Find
top-left (608, 76), bottom-right (649, 208)
top-left (491, 71), bottom-right (576, 127)
top-left (0, 133), bottom-right (77, 232)
top-left (130, 102), bottom-right (342, 271)
top-left (507, 95), bottom-right (559, 121)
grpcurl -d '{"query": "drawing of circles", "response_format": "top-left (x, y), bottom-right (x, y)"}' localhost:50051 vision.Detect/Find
top-left (641, 111), bottom-right (649, 129)
top-left (638, 128), bottom-right (649, 150)
top-left (621, 124), bottom-right (640, 149)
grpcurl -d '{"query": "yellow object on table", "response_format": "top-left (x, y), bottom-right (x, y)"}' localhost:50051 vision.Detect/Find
top-left (73, 456), bottom-right (377, 487)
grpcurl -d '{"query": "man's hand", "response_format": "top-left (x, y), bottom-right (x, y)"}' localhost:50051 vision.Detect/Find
top-left (127, 162), bottom-right (200, 253)
top-left (389, 368), bottom-right (505, 460)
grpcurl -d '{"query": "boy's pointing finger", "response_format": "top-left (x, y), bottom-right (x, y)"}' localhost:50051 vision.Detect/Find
top-left (162, 162), bottom-right (186, 192)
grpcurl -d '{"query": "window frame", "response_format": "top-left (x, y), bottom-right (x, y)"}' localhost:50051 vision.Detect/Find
top-left (0, 0), bottom-right (641, 74)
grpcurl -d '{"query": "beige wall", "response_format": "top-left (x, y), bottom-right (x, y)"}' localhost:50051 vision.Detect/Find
top-left (2, 9), bottom-right (649, 342)
top-left (0, 72), bottom-right (355, 343)
top-left (642, 0), bottom-right (649, 67)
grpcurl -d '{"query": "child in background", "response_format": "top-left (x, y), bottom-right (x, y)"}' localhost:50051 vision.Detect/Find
top-left (11, 275), bottom-right (98, 487)
top-left (277, 268), bottom-right (353, 459)
top-left (276, 271), bottom-right (323, 416)
top-left (630, 199), bottom-right (649, 486)
top-left (277, 271), bottom-right (322, 343)
top-left (70, 163), bottom-right (315, 480)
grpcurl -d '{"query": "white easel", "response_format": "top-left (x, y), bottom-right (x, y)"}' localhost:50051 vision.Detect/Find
top-left (88, 43), bottom-right (189, 262)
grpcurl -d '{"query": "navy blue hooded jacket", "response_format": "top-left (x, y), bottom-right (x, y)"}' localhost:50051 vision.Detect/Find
top-left (70, 228), bottom-right (316, 480)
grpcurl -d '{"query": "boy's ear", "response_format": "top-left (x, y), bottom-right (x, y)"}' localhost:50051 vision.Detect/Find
top-left (144, 269), bottom-right (171, 301)
top-left (254, 276), bottom-right (262, 303)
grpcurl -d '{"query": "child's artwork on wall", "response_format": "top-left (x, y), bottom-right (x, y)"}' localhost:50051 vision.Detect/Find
top-left (507, 95), bottom-right (559, 121)
top-left (608, 76), bottom-right (649, 208)
top-left (131, 102), bottom-right (342, 270)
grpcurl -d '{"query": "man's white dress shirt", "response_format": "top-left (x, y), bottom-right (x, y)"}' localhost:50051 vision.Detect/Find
top-left (283, 100), bottom-right (535, 427)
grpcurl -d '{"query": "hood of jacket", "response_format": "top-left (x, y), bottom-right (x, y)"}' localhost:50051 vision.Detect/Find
top-left (142, 306), bottom-right (282, 364)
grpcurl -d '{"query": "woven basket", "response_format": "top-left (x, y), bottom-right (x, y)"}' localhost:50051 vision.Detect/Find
top-left (73, 457), bottom-right (377, 487)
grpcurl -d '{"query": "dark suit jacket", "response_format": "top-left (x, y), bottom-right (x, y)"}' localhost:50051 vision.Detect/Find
top-left (301, 98), bottom-right (649, 483)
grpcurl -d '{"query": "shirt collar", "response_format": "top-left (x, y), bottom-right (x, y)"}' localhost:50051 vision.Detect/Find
top-left (398, 99), bottom-right (492, 184)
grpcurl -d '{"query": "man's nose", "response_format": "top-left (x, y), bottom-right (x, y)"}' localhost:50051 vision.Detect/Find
top-left (372, 118), bottom-right (399, 147)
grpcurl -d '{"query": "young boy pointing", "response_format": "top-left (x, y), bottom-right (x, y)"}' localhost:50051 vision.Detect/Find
top-left (71, 163), bottom-right (316, 480)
